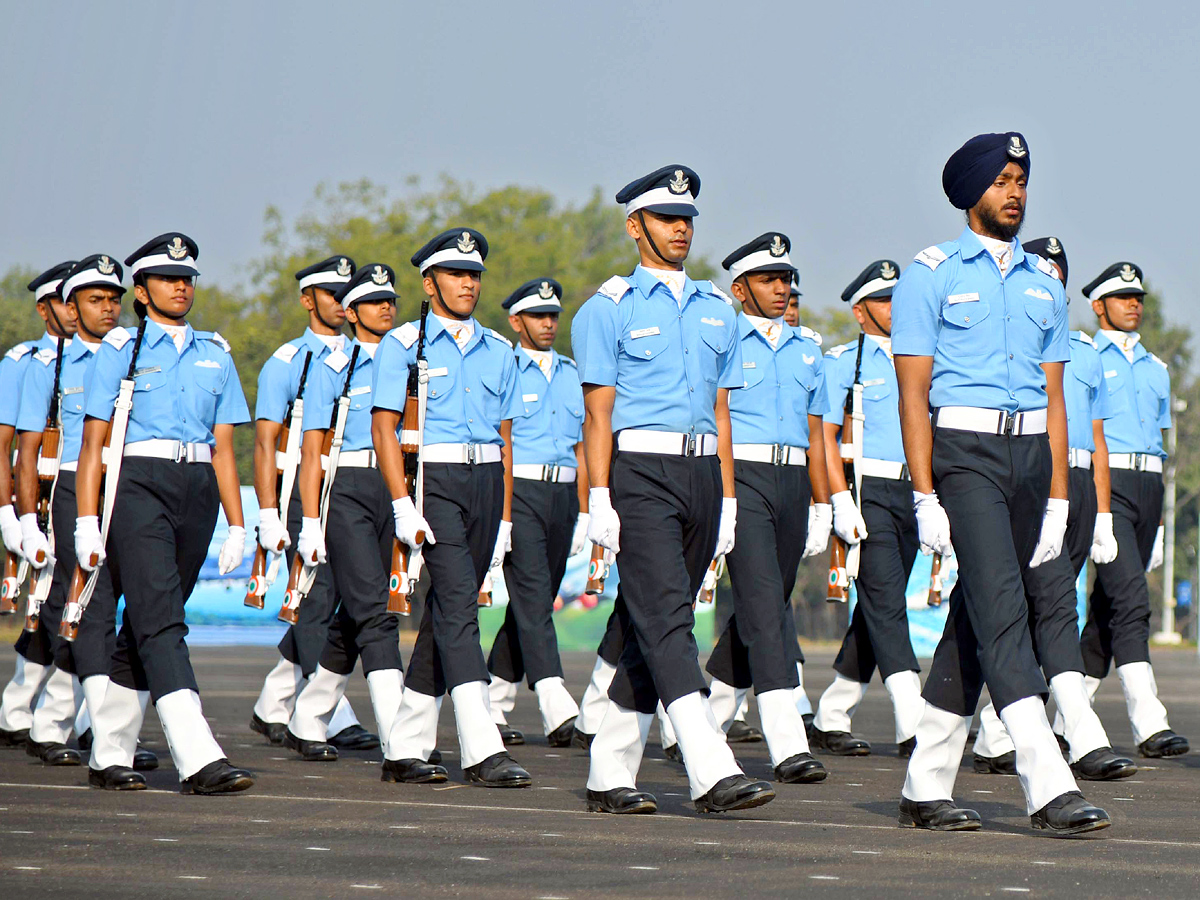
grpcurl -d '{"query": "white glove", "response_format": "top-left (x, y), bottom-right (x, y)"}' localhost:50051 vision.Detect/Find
top-left (1147, 524), bottom-right (1165, 572)
top-left (392, 496), bottom-right (435, 550)
top-left (587, 487), bottom-right (621, 553)
top-left (830, 490), bottom-right (868, 545)
top-left (570, 513), bottom-right (590, 557)
top-left (714, 497), bottom-right (738, 557)
top-left (217, 525), bottom-right (246, 576)
top-left (1029, 498), bottom-right (1069, 568)
top-left (257, 508), bottom-right (291, 554)
top-left (0, 505), bottom-right (24, 559)
top-left (803, 503), bottom-right (832, 558)
top-left (490, 519), bottom-right (513, 570)
top-left (19, 513), bottom-right (52, 569)
top-left (74, 515), bottom-right (105, 571)
top-left (1090, 512), bottom-right (1119, 565)
top-left (297, 516), bottom-right (327, 566)
top-left (913, 492), bottom-right (954, 557)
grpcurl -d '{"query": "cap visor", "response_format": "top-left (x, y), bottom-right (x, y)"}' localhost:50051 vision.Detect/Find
top-left (1097, 287), bottom-right (1146, 300)
top-left (862, 286), bottom-right (894, 300)
top-left (68, 279), bottom-right (127, 297)
top-left (425, 261), bottom-right (486, 274)
top-left (345, 288), bottom-right (398, 306)
top-left (140, 264), bottom-right (200, 278)
top-left (642, 203), bottom-right (698, 217)
top-left (742, 263), bottom-right (797, 276)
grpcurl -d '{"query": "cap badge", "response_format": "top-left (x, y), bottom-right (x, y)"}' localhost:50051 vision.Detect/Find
top-left (769, 236), bottom-right (786, 257)
top-left (371, 265), bottom-right (389, 286)
top-left (336, 258), bottom-right (352, 277)
top-left (1119, 264), bottom-right (1136, 282)
top-left (668, 169), bottom-right (690, 195)
top-left (538, 281), bottom-right (555, 300)
top-left (881, 261), bottom-right (897, 280)
top-left (97, 256), bottom-right (115, 276)
top-left (167, 237), bottom-right (188, 260)
top-left (1007, 135), bottom-right (1027, 159)
top-left (1045, 237), bottom-right (1062, 256)
top-left (456, 231), bottom-right (477, 254)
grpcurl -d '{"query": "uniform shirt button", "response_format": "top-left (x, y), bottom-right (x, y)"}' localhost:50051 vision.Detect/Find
top-left (964, 316), bottom-right (970, 322)
top-left (1043, 319), bottom-right (1048, 324)
top-left (684, 349), bottom-right (689, 354)
top-left (1010, 354), bottom-right (1014, 359)
top-left (689, 387), bottom-right (694, 392)
top-left (468, 418), bottom-right (474, 424)
top-left (464, 387), bottom-right (470, 392)
top-left (645, 350), bottom-right (652, 356)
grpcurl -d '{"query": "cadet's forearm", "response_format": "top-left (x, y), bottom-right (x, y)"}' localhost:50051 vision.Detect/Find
top-left (253, 419), bottom-right (283, 510)
top-left (1092, 421), bottom-right (1111, 513)
top-left (500, 419), bottom-right (513, 520)
top-left (372, 409), bottom-right (406, 500)
top-left (823, 421), bottom-right (848, 494)
top-left (582, 386), bottom-right (615, 489)
top-left (807, 414), bottom-right (831, 503)
top-left (895, 356), bottom-right (935, 495)
top-left (1043, 363), bottom-right (1068, 501)
top-left (212, 424), bottom-right (244, 528)
top-left (75, 418), bottom-right (108, 518)
top-left (715, 389), bottom-right (735, 499)
top-left (298, 430), bottom-right (325, 519)
top-left (574, 443), bottom-right (588, 511)
top-left (15, 432), bottom-right (42, 516)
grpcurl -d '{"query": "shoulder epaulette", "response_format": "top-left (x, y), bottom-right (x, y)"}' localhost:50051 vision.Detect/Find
top-left (488, 329), bottom-right (513, 348)
top-left (1073, 330), bottom-right (1095, 347)
top-left (272, 342), bottom-right (301, 363)
top-left (391, 322), bottom-right (419, 349)
top-left (324, 349), bottom-right (350, 373)
top-left (800, 326), bottom-right (823, 347)
top-left (596, 275), bottom-right (632, 304)
top-left (4, 343), bottom-right (32, 362)
top-left (914, 245), bottom-right (950, 271)
top-left (560, 355), bottom-right (577, 368)
top-left (826, 341), bottom-right (853, 359)
top-left (697, 281), bottom-right (734, 306)
top-left (204, 331), bottom-right (231, 353)
top-left (33, 347), bottom-right (57, 366)
top-left (102, 326), bottom-right (132, 350)
top-left (1150, 353), bottom-right (1169, 369)
top-left (1034, 257), bottom-right (1058, 279)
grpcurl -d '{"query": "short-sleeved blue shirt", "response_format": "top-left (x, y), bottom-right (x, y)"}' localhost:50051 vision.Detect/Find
top-left (255, 329), bottom-right (342, 423)
top-left (1093, 331), bottom-right (1171, 458)
top-left (16, 337), bottom-right (102, 464)
top-left (823, 336), bottom-right (905, 463)
top-left (1064, 332), bottom-right (1116, 453)
top-left (570, 266), bottom-right (743, 434)
top-left (511, 348), bottom-right (584, 468)
top-left (84, 321), bottom-right (250, 445)
top-left (0, 334), bottom-right (59, 428)
top-left (372, 317), bottom-right (523, 445)
top-left (301, 340), bottom-right (379, 452)
top-left (891, 228), bottom-right (1070, 413)
top-left (729, 314), bottom-right (827, 448)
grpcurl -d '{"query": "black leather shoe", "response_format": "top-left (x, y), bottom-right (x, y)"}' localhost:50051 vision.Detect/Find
top-left (88, 765), bottom-right (146, 791)
top-left (547, 717), bottom-right (577, 748)
top-left (899, 797), bottom-right (981, 831)
top-left (662, 742), bottom-right (684, 764)
top-left (1071, 747), bottom-right (1137, 781)
top-left (898, 737), bottom-right (916, 759)
top-left (381, 758), bottom-right (449, 784)
top-left (464, 752), bottom-right (531, 788)
top-left (972, 751), bottom-right (1017, 775)
top-left (429, 748), bottom-right (442, 765)
top-left (498, 725), bottom-right (525, 746)
top-left (249, 713), bottom-right (287, 745)
top-left (133, 747), bottom-right (160, 771)
top-left (26, 739), bottom-right (81, 766)
top-left (802, 714), bottom-right (815, 739)
top-left (1030, 791), bottom-right (1111, 835)
top-left (811, 728), bottom-right (871, 756)
top-left (181, 759), bottom-right (254, 795)
top-left (1, 726), bottom-right (29, 748)
top-left (774, 752), bottom-right (827, 784)
top-left (572, 728), bottom-right (593, 750)
top-left (727, 720), bottom-right (764, 743)
top-left (77, 728), bottom-right (93, 754)
top-left (695, 775), bottom-right (776, 813)
top-left (328, 724), bottom-right (381, 751)
top-left (1138, 730), bottom-right (1190, 758)
top-left (283, 729), bottom-right (338, 761)
top-left (586, 787), bottom-right (657, 814)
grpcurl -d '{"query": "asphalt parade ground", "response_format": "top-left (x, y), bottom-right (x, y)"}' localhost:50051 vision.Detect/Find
top-left (2, 644), bottom-right (1199, 899)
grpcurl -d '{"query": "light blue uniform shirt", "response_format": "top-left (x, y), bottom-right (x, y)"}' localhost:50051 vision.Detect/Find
top-left (511, 348), bottom-right (584, 468)
top-left (891, 228), bottom-right (1070, 413)
top-left (1093, 331), bottom-right (1171, 458)
top-left (0, 334), bottom-right (59, 428)
top-left (570, 266), bottom-right (743, 434)
top-left (255, 329), bottom-right (341, 423)
top-left (16, 337), bottom-right (101, 464)
top-left (1064, 332), bottom-right (1116, 453)
top-left (84, 321), bottom-right (250, 445)
top-left (822, 336), bottom-right (904, 464)
top-left (730, 314), bottom-right (827, 448)
top-left (372, 317), bottom-right (522, 446)
top-left (301, 340), bottom-right (378, 452)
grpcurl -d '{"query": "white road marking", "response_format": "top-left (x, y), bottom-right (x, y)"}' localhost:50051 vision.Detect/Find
top-left (1001, 889), bottom-right (1030, 893)
top-left (1031, 861), bottom-right (1056, 866)
top-left (695, 840), bottom-right (721, 845)
top-left (810, 875), bottom-right (840, 880)
top-left (307, 847), bottom-right (331, 851)
top-left (461, 856), bottom-right (489, 861)
top-left (545, 754), bottom-right (562, 758)
top-left (153, 838), bottom-right (178, 842)
top-left (9, 830), bottom-right (34, 834)
top-left (178, 876), bottom-right (207, 880)
top-left (351, 885), bottom-right (382, 890)
top-left (116, 813), bottom-right (137, 817)
top-left (1112, 797), bottom-right (1134, 801)
top-left (540, 833), bottom-right (563, 837)
top-left (628, 866), bottom-right (659, 870)
top-left (390, 825), bottom-right (418, 830)
top-left (973, 790), bottom-right (994, 794)
top-left (251, 819), bottom-right (270, 823)
top-left (13, 866), bottom-right (42, 871)
top-left (852, 850), bottom-right (880, 855)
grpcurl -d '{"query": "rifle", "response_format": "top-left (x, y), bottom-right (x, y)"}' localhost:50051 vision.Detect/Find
top-left (925, 553), bottom-right (945, 607)
top-left (584, 545), bottom-right (612, 595)
top-left (0, 551), bottom-right (26, 615)
top-left (388, 298), bottom-right (431, 617)
top-left (61, 319), bottom-right (148, 642)
top-left (477, 567), bottom-right (494, 607)
top-left (245, 349), bottom-right (313, 608)
top-left (826, 335), bottom-right (866, 604)
top-left (25, 337), bottom-right (65, 631)
top-left (698, 555), bottom-right (723, 605)
top-left (279, 344), bottom-right (359, 625)
top-left (826, 537), bottom-right (849, 602)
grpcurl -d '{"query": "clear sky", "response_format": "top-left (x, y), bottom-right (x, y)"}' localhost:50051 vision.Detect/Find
top-left (2, 0), bottom-right (1197, 322)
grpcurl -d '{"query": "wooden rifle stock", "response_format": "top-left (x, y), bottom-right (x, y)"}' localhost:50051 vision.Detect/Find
top-left (244, 542), bottom-right (269, 609)
top-left (58, 555), bottom-right (98, 641)
top-left (388, 539), bottom-right (412, 616)
top-left (827, 537), bottom-right (849, 603)
top-left (278, 554), bottom-right (305, 624)
top-left (1, 551), bottom-right (18, 614)
top-left (477, 568), bottom-right (493, 608)
top-left (925, 553), bottom-right (944, 607)
top-left (585, 544), bottom-right (608, 595)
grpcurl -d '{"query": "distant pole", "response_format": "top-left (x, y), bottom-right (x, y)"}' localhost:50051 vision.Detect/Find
top-left (1155, 394), bottom-right (1184, 644)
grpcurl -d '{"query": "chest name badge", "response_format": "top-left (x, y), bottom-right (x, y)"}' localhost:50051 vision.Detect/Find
top-left (742, 361), bottom-right (756, 369)
top-left (133, 366), bottom-right (161, 377)
top-left (427, 367), bottom-right (449, 377)
top-left (522, 393), bottom-right (539, 402)
top-left (630, 327), bottom-right (660, 339)
top-left (862, 378), bottom-right (886, 387)
top-left (947, 292), bottom-right (979, 305)
top-left (348, 386), bottom-right (370, 396)
top-left (1104, 370), bottom-right (1118, 379)
top-left (63, 386), bottom-right (85, 395)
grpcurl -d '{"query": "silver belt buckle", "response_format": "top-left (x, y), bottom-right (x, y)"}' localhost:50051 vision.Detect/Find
top-left (899, 463), bottom-right (910, 480)
top-left (999, 412), bottom-right (1017, 436)
top-left (466, 444), bottom-right (477, 465)
top-left (543, 466), bottom-right (557, 482)
top-left (684, 433), bottom-right (697, 457)
top-left (1132, 453), bottom-right (1146, 472)
top-left (772, 444), bottom-right (785, 466)
top-left (173, 441), bottom-right (186, 463)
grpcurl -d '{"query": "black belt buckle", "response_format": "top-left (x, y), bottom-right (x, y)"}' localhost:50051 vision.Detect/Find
top-left (684, 433), bottom-right (697, 457)
top-left (772, 444), bottom-right (785, 466)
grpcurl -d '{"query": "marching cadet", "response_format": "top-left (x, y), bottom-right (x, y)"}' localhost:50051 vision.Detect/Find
top-left (1078, 261), bottom-right (1189, 757)
top-left (572, 164), bottom-right (775, 814)
top-left (485, 277), bottom-right (588, 747)
top-left (249, 255), bottom-right (378, 753)
top-left (75, 233), bottom-right (254, 794)
top-left (810, 260), bottom-right (926, 759)
top-left (970, 238), bottom-right (1137, 782)
top-left (373, 228), bottom-right (533, 787)
top-left (701, 232), bottom-right (830, 785)
top-left (0, 261), bottom-right (80, 755)
top-left (283, 263), bottom-right (404, 763)
top-left (893, 133), bottom-right (1110, 834)
top-left (784, 279), bottom-right (802, 328)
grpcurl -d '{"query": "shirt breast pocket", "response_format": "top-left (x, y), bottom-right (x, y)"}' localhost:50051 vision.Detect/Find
top-left (740, 365), bottom-right (765, 391)
top-left (1023, 301), bottom-right (1055, 350)
top-left (192, 368), bottom-right (224, 423)
top-left (618, 332), bottom-right (673, 387)
top-left (699, 327), bottom-right (728, 384)
top-left (479, 367), bottom-right (504, 422)
top-left (941, 297), bottom-right (990, 330)
top-left (790, 368), bottom-right (817, 418)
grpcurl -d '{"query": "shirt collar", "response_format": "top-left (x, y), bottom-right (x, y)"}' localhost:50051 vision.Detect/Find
top-left (67, 335), bottom-right (96, 361)
top-left (738, 311), bottom-right (799, 346)
top-left (143, 319), bottom-right (194, 349)
top-left (955, 226), bottom-right (1030, 271)
top-left (427, 315), bottom-right (484, 351)
top-left (1096, 329), bottom-right (1144, 358)
top-left (630, 265), bottom-right (700, 306)
top-left (518, 346), bottom-right (556, 370)
top-left (303, 327), bottom-right (342, 355)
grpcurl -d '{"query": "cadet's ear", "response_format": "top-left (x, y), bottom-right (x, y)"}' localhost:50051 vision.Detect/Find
top-left (299, 289), bottom-right (315, 312)
top-left (1090, 299), bottom-right (1106, 322)
top-left (851, 303), bottom-right (868, 327)
top-left (625, 215), bottom-right (641, 241)
top-left (729, 280), bottom-right (746, 303)
top-left (422, 274), bottom-right (438, 298)
top-left (345, 304), bottom-right (360, 325)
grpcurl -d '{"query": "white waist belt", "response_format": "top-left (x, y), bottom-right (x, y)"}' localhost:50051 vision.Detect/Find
top-left (935, 406), bottom-right (1048, 436)
top-left (336, 449), bottom-right (377, 468)
top-left (859, 457), bottom-right (909, 480)
top-left (513, 464), bottom-right (577, 483)
top-left (1109, 452), bottom-right (1163, 473)
top-left (617, 430), bottom-right (718, 457)
top-left (731, 443), bottom-right (806, 466)
top-left (60, 461), bottom-right (78, 473)
top-left (124, 439), bottom-right (212, 464)
top-left (277, 450), bottom-right (329, 471)
top-left (1068, 448), bottom-right (1092, 469)
top-left (423, 442), bottom-right (503, 464)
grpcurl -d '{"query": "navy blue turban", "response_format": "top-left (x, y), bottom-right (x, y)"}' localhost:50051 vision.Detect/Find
top-left (941, 132), bottom-right (1030, 210)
